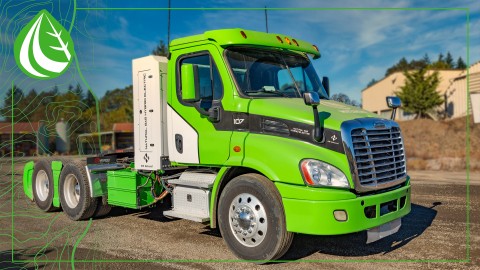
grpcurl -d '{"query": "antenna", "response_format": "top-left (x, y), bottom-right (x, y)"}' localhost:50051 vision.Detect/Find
top-left (265, 6), bottom-right (268, 33)
top-left (167, 0), bottom-right (171, 46)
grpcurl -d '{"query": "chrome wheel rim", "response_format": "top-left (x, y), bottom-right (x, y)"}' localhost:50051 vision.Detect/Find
top-left (229, 193), bottom-right (268, 247)
top-left (35, 170), bottom-right (49, 201)
top-left (64, 174), bottom-right (80, 209)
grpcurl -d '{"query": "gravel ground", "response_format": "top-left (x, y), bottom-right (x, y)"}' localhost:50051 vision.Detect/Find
top-left (0, 157), bottom-right (478, 269)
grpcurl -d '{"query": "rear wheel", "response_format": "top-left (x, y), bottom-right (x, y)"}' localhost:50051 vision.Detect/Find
top-left (32, 159), bottom-right (57, 212)
top-left (59, 162), bottom-right (97, 220)
top-left (93, 197), bottom-right (112, 218)
top-left (218, 173), bottom-right (293, 262)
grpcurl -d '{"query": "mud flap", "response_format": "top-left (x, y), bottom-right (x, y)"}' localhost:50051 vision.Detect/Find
top-left (366, 218), bottom-right (401, 244)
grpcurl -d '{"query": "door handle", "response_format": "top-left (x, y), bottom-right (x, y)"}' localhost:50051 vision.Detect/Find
top-left (208, 107), bottom-right (221, 123)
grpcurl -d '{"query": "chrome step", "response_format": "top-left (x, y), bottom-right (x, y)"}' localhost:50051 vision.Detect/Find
top-left (163, 210), bottom-right (209, 223)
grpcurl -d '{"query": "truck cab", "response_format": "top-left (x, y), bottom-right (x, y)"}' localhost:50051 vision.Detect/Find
top-left (24, 29), bottom-right (410, 262)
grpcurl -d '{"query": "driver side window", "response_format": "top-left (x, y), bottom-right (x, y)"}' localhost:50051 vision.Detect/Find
top-left (179, 54), bottom-right (223, 110)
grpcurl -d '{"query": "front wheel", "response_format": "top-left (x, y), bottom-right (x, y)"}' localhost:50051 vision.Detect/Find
top-left (218, 173), bottom-right (293, 262)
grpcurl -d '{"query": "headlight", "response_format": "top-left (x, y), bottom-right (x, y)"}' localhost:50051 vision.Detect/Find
top-left (300, 159), bottom-right (350, 188)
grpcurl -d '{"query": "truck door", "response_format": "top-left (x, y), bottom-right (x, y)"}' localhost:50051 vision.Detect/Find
top-left (167, 46), bottom-right (232, 165)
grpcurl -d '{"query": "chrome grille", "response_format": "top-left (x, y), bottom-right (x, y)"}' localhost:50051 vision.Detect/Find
top-left (351, 127), bottom-right (406, 187)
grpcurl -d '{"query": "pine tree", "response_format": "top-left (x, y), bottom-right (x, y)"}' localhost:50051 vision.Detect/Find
top-left (1, 85), bottom-right (24, 121)
top-left (84, 91), bottom-right (97, 108)
top-left (445, 52), bottom-right (454, 68)
top-left (456, 57), bottom-right (467, 69)
top-left (396, 69), bottom-right (443, 119)
top-left (73, 83), bottom-right (84, 99)
top-left (422, 53), bottom-right (431, 65)
top-left (152, 40), bottom-right (168, 56)
top-left (437, 53), bottom-right (444, 63)
top-left (367, 78), bottom-right (377, 87)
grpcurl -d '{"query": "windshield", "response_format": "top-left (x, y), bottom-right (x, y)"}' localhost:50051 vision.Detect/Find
top-left (225, 47), bottom-right (328, 98)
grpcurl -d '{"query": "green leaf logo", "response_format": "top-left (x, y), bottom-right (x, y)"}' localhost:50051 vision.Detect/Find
top-left (14, 9), bottom-right (74, 79)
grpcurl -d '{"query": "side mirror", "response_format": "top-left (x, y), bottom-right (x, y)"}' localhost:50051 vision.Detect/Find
top-left (386, 96), bottom-right (401, 120)
top-left (303, 92), bottom-right (320, 106)
top-left (386, 96), bottom-right (401, 109)
top-left (322, 76), bottom-right (330, 97)
top-left (181, 64), bottom-right (200, 102)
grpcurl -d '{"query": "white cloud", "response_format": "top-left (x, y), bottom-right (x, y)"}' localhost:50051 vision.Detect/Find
top-left (357, 65), bottom-right (386, 86)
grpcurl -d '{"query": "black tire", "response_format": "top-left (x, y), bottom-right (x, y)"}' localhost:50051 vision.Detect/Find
top-left (93, 197), bottom-right (112, 218)
top-left (59, 161), bottom-right (97, 221)
top-left (32, 159), bottom-right (58, 212)
top-left (218, 173), bottom-right (293, 262)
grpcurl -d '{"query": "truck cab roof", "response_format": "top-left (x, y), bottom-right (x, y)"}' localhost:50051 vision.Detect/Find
top-left (169, 28), bottom-right (321, 59)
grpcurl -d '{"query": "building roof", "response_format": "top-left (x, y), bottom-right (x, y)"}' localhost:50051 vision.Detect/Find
top-left (0, 122), bottom-right (41, 134)
top-left (112, 123), bottom-right (133, 133)
top-left (361, 69), bottom-right (463, 93)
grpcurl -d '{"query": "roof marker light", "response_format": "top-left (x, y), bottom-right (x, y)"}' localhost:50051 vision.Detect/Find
top-left (240, 31), bottom-right (247, 39)
top-left (284, 37), bottom-right (291, 45)
top-left (276, 36), bottom-right (283, 43)
top-left (312, 45), bottom-right (319, 52)
top-left (292, 39), bottom-right (299, 46)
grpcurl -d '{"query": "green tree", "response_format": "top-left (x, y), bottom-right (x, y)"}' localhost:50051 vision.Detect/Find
top-left (99, 85), bottom-right (133, 130)
top-left (330, 93), bottom-right (360, 107)
top-left (1, 85), bottom-right (24, 121)
top-left (395, 69), bottom-right (443, 119)
top-left (385, 57), bottom-right (409, 76)
top-left (152, 40), bottom-right (168, 56)
top-left (456, 57), bottom-right (467, 69)
top-left (73, 83), bottom-right (84, 99)
top-left (367, 78), bottom-right (377, 87)
top-left (84, 90), bottom-right (96, 108)
top-left (422, 53), bottom-right (431, 65)
top-left (445, 52), bottom-right (454, 68)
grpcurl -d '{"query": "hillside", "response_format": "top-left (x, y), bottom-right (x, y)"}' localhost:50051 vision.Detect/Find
top-left (399, 116), bottom-right (479, 171)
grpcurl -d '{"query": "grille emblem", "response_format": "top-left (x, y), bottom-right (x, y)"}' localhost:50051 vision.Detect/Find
top-left (373, 121), bottom-right (386, 129)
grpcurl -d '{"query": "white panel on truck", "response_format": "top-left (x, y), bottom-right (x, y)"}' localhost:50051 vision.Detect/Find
top-left (166, 105), bottom-right (199, 164)
top-left (132, 56), bottom-right (168, 170)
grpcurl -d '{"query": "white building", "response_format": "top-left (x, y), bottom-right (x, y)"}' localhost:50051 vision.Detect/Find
top-left (361, 63), bottom-right (480, 121)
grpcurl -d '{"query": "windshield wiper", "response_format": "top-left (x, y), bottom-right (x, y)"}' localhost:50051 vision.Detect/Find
top-left (245, 88), bottom-right (291, 97)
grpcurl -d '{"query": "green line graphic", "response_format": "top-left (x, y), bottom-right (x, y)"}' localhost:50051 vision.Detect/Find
top-left (6, 2), bottom-right (472, 266)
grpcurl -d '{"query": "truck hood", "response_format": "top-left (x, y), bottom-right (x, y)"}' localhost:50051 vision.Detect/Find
top-left (248, 98), bottom-right (378, 131)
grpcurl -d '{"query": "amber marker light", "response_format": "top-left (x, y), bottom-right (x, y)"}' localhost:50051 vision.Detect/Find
top-left (276, 36), bottom-right (283, 43)
top-left (284, 37), bottom-right (291, 45)
top-left (233, 146), bottom-right (241, 152)
top-left (312, 44), bottom-right (319, 52)
top-left (240, 31), bottom-right (247, 39)
top-left (292, 39), bottom-right (299, 46)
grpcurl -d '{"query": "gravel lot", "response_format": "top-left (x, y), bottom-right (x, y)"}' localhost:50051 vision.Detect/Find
top-left (0, 157), bottom-right (478, 269)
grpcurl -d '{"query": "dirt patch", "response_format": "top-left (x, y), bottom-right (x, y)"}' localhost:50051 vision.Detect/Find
top-left (399, 116), bottom-right (480, 171)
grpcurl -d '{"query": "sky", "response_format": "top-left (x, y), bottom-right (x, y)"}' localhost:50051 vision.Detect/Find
top-left (0, 0), bottom-right (479, 105)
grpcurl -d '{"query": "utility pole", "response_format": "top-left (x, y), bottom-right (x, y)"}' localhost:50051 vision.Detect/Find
top-left (167, 0), bottom-right (171, 46)
top-left (265, 6), bottom-right (268, 33)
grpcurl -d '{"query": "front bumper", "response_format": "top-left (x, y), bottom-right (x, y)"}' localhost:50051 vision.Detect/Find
top-left (276, 178), bottom-right (411, 235)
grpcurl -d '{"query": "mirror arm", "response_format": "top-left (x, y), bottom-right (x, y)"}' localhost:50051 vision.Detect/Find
top-left (391, 108), bottom-right (397, 120)
top-left (312, 105), bottom-right (323, 142)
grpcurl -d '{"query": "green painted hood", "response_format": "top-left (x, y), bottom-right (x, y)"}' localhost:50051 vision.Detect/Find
top-left (248, 98), bottom-right (378, 130)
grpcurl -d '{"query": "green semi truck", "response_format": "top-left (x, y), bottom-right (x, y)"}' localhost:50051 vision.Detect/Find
top-left (23, 29), bottom-right (411, 261)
